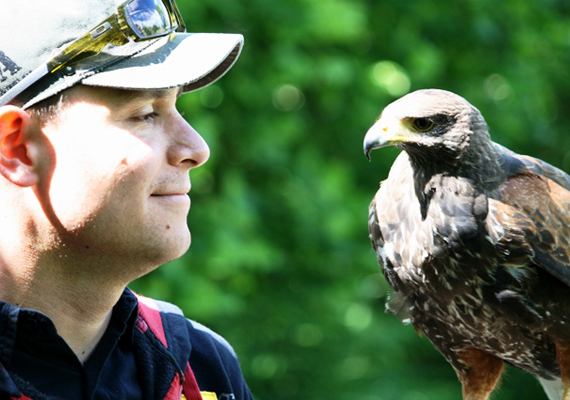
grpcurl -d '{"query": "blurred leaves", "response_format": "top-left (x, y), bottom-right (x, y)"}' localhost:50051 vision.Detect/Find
top-left (131, 0), bottom-right (570, 399)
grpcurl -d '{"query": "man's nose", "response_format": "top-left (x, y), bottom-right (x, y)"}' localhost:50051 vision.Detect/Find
top-left (167, 116), bottom-right (210, 169)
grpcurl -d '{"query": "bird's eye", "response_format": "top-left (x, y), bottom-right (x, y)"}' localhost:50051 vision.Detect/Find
top-left (412, 118), bottom-right (435, 132)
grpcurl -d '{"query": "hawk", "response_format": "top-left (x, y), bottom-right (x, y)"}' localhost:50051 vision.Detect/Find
top-left (364, 89), bottom-right (570, 400)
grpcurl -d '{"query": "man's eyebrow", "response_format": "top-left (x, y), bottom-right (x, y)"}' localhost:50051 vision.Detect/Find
top-left (112, 87), bottom-right (182, 103)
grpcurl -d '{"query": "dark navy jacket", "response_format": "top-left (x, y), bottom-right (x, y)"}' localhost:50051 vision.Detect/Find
top-left (0, 288), bottom-right (253, 400)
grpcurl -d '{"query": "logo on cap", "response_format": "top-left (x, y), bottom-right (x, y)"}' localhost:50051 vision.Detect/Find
top-left (0, 51), bottom-right (21, 83)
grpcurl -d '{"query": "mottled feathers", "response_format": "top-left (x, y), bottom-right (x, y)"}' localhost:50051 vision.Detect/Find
top-left (364, 89), bottom-right (570, 400)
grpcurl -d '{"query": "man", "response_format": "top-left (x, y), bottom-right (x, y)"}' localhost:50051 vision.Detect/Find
top-left (0, 0), bottom-right (252, 399)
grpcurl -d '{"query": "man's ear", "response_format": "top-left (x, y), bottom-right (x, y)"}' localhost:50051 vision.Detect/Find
top-left (0, 106), bottom-right (41, 187)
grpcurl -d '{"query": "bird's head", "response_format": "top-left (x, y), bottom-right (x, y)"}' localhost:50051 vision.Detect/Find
top-left (364, 89), bottom-right (491, 171)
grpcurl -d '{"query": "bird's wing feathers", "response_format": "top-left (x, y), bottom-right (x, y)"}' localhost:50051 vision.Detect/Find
top-left (488, 147), bottom-right (570, 287)
top-left (496, 142), bottom-right (570, 191)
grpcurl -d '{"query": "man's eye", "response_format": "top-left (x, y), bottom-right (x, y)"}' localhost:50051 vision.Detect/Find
top-left (133, 111), bottom-right (159, 122)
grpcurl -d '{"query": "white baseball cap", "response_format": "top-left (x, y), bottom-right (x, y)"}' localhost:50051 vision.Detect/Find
top-left (0, 0), bottom-right (243, 108)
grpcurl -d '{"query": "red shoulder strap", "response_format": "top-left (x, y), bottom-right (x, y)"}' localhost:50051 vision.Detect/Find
top-left (183, 362), bottom-right (203, 399)
top-left (135, 294), bottom-right (203, 400)
top-left (136, 295), bottom-right (168, 346)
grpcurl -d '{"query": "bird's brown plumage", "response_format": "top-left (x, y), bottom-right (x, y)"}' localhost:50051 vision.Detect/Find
top-left (364, 89), bottom-right (570, 400)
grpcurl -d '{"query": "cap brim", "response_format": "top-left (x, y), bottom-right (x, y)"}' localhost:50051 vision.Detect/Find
top-left (81, 32), bottom-right (243, 93)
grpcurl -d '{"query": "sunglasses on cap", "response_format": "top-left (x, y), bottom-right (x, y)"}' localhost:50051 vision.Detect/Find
top-left (0, 0), bottom-right (186, 106)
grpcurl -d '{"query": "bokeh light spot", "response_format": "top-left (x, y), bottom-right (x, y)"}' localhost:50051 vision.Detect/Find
top-left (272, 84), bottom-right (305, 111)
top-left (344, 303), bottom-right (373, 331)
top-left (370, 61), bottom-right (411, 97)
top-left (484, 74), bottom-right (511, 101)
top-left (293, 323), bottom-right (324, 347)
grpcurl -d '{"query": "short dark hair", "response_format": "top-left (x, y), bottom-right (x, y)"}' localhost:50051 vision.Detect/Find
top-left (26, 92), bottom-right (68, 126)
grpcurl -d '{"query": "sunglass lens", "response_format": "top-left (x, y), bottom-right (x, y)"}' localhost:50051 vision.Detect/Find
top-left (125, 0), bottom-right (173, 38)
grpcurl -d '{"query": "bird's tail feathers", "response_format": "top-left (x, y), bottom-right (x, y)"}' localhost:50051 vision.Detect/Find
top-left (386, 290), bottom-right (413, 325)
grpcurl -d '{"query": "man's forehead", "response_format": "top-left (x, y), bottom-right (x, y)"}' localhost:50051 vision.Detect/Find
top-left (66, 85), bottom-right (183, 106)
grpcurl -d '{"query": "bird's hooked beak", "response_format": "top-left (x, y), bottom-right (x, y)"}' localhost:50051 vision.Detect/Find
top-left (363, 117), bottom-right (421, 160)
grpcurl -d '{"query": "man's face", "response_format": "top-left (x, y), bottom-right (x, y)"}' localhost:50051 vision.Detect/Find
top-left (40, 85), bottom-right (209, 273)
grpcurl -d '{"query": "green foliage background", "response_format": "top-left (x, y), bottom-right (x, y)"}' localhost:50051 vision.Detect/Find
top-left (131, 1), bottom-right (570, 398)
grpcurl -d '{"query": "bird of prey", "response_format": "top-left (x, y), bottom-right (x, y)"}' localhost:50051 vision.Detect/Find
top-left (364, 89), bottom-right (570, 400)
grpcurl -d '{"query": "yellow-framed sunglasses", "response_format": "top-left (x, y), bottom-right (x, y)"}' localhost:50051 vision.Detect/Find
top-left (0, 0), bottom-right (186, 106)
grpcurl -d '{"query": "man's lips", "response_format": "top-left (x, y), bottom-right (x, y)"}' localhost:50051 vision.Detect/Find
top-left (151, 192), bottom-right (189, 196)
top-left (151, 185), bottom-right (191, 197)
top-left (150, 191), bottom-right (191, 206)
top-left (150, 180), bottom-right (191, 205)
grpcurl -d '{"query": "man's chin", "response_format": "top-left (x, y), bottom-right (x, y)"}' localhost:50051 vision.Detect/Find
top-left (139, 224), bottom-right (191, 267)
top-left (166, 227), bottom-right (191, 259)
